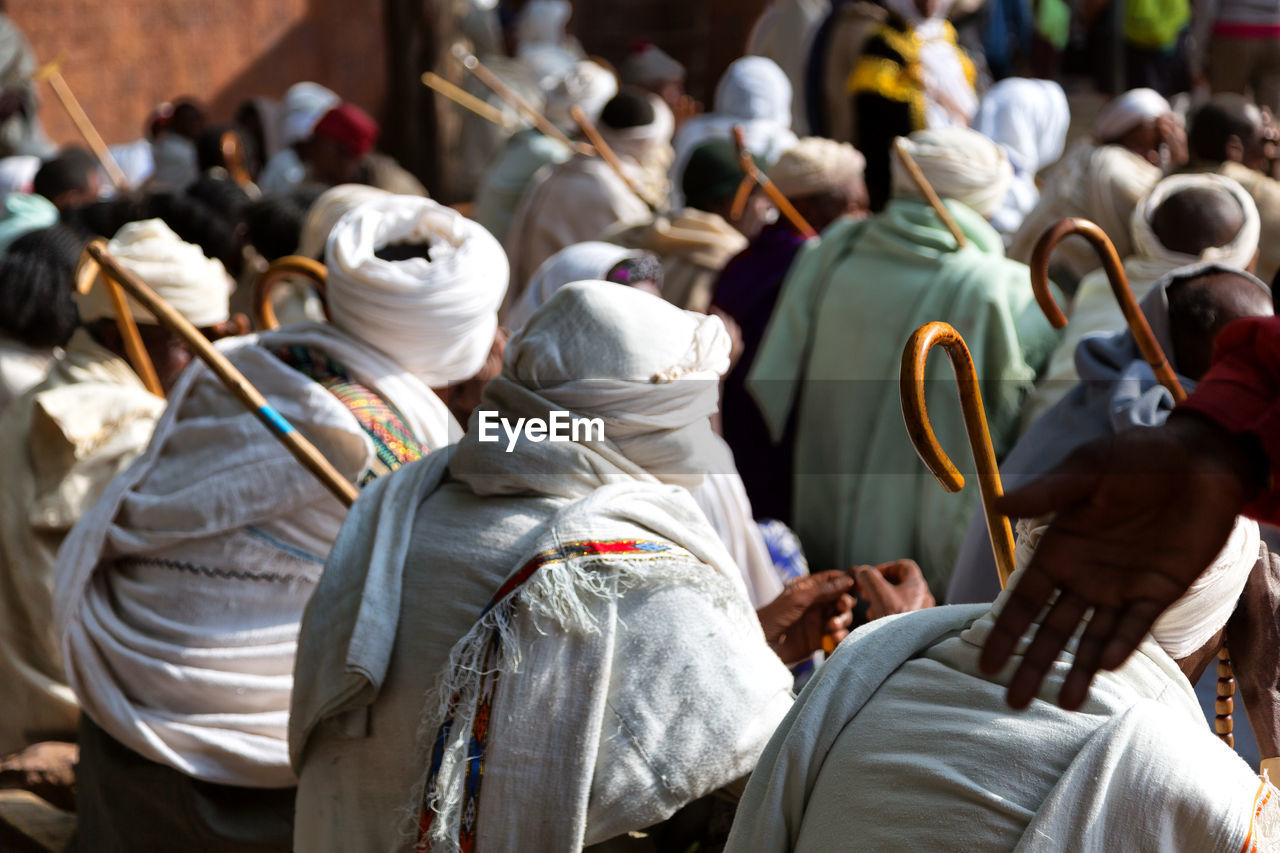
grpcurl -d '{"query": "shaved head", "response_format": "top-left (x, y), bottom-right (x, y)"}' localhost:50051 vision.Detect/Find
top-left (1151, 185), bottom-right (1245, 257)
top-left (1168, 271), bottom-right (1272, 380)
top-left (1188, 94), bottom-right (1267, 169)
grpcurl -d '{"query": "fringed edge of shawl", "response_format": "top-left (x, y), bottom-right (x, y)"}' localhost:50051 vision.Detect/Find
top-left (396, 548), bottom-right (740, 853)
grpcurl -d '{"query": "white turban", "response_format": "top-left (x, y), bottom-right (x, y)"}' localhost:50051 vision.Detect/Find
top-left (505, 241), bottom-right (647, 332)
top-left (545, 60), bottom-right (618, 129)
top-left (889, 127), bottom-right (1013, 217)
top-left (78, 219), bottom-right (232, 328)
top-left (1130, 173), bottom-right (1261, 270)
top-left (620, 42), bottom-right (685, 87)
top-left (325, 196), bottom-right (508, 386)
top-left (767, 137), bottom-right (866, 199)
top-left (1014, 515), bottom-right (1260, 660)
top-left (1092, 88), bottom-right (1171, 143)
top-left (505, 280), bottom-right (730, 480)
top-left (281, 82), bottom-right (341, 146)
top-left (298, 183), bottom-right (390, 260)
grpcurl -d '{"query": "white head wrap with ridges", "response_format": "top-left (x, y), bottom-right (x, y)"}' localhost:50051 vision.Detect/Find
top-left (890, 127), bottom-right (1013, 217)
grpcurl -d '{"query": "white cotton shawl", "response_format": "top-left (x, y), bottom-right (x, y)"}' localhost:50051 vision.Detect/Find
top-left (77, 219), bottom-right (232, 328)
top-left (725, 571), bottom-right (1272, 853)
top-left (55, 322), bottom-right (458, 787)
top-left (890, 127), bottom-right (1013, 217)
top-left (325, 195), bottom-right (509, 386)
top-left (289, 282), bottom-right (792, 852)
top-left (297, 183), bottom-right (390, 260)
top-left (974, 78), bottom-right (1071, 239)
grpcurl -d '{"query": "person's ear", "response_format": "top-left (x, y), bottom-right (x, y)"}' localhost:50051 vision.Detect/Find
top-left (1226, 134), bottom-right (1246, 163)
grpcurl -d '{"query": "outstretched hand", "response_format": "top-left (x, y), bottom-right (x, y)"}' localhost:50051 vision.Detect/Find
top-left (981, 415), bottom-right (1259, 711)
top-left (758, 570), bottom-right (856, 665)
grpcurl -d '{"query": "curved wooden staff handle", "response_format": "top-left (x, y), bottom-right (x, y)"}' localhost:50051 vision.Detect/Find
top-left (74, 250), bottom-right (165, 397)
top-left (86, 241), bottom-right (358, 507)
top-left (900, 321), bottom-right (1016, 587)
top-left (251, 255), bottom-right (329, 331)
top-left (1030, 217), bottom-right (1185, 402)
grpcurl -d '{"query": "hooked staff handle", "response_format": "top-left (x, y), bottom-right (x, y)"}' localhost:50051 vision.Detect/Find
top-left (732, 125), bottom-right (816, 239)
top-left (252, 255), bottom-right (329, 331)
top-left (900, 321), bottom-right (1015, 587)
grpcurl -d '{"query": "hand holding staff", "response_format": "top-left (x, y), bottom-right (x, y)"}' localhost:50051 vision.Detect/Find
top-left (33, 57), bottom-right (129, 189)
top-left (83, 240), bottom-right (360, 507)
top-left (732, 126), bottom-right (817, 239)
top-left (451, 45), bottom-right (592, 156)
top-left (893, 138), bottom-right (967, 250)
top-left (900, 321), bottom-right (1015, 587)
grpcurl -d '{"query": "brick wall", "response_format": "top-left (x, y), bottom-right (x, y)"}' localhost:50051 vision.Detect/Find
top-left (9, 0), bottom-right (386, 146)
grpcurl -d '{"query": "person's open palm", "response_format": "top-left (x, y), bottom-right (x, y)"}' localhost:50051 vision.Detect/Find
top-left (982, 415), bottom-right (1256, 711)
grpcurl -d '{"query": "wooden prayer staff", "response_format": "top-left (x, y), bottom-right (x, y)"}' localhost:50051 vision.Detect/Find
top-left (420, 71), bottom-right (518, 131)
top-left (451, 45), bottom-right (592, 157)
top-left (219, 130), bottom-right (256, 193)
top-left (33, 58), bottom-right (129, 189)
top-left (892, 138), bottom-right (967, 250)
top-left (1030, 218), bottom-right (1183, 398)
top-left (75, 249), bottom-right (164, 397)
top-left (83, 240), bottom-right (360, 507)
top-left (732, 126), bottom-right (817, 239)
top-left (569, 105), bottom-right (661, 211)
top-left (251, 255), bottom-right (329, 331)
top-left (729, 128), bottom-right (755, 223)
top-left (900, 321), bottom-right (1016, 587)
top-left (1030, 216), bottom-right (1237, 747)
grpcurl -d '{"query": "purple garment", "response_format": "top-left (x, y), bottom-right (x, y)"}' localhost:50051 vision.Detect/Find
top-left (712, 222), bottom-right (809, 522)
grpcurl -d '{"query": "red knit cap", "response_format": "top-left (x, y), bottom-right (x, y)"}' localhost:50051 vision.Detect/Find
top-left (312, 103), bottom-right (380, 158)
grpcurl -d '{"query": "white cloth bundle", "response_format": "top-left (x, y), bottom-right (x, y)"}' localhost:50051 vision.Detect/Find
top-left (545, 60), bottom-right (618, 129)
top-left (297, 183), bottom-right (389, 260)
top-left (1093, 87), bottom-right (1171, 143)
top-left (77, 219), bottom-right (232, 327)
top-left (766, 136), bottom-right (866, 199)
top-left (1130, 173), bottom-right (1261, 271)
top-left (505, 241), bottom-right (643, 331)
top-left (890, 127), bottom-right (1013, 217)
top-left (326, 195), bottom-right (508, 386)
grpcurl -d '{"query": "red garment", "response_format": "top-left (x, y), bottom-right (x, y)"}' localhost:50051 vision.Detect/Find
top-left (312, 103), bottom-right (380, 158)
top-left (1178, 315), bottom-right (1280, 523)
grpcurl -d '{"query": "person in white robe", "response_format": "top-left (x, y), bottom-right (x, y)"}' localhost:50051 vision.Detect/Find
top-left (289, 281), bottom-right (877, 852)
top-left (1020, 173), bottom-right (1260, 429)
top-left (726, 516), bottom-right (1280, 852)
top-left (54, 196), bottom-right (507, 851)
top-left (0, 220), bottom-right (233, 758)
top-left (258, 82), bottom-right (341, 195)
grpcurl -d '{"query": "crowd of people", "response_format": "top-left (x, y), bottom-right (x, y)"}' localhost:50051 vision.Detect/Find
top-left (3, 0), bottom-right (1280, 849)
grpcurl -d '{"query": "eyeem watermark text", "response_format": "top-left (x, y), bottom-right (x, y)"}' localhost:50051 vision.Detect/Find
top-left (477, 410), bottom-right (604, 452)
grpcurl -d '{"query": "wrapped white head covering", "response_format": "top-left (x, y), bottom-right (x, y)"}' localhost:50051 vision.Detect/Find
top-left (545, 60), bottom-right (618, 129)
top-left (506, 280), bottom-right (730, 479)
top-left (1014, 515), bottom-right (1260, 660)
top-left (1093, 88), bottom-right (1171, 143)
top-left (1130, 173), bottom-right (1260, 270)
top-left (281, 82), bottom-right (341, 146)
top-left (325, 195), bottom-right (508, 385)
top-left (767, 137), bottom-right (866, 199)
top-left (505, 241), bottom-right (647, 332)
top-left (515, 0), bottom-right (572, 46)
top-left (889, 127), bottom-right (1013, 217)
top-left (620, 42), bottom-right (685, 87)
top-left (77, 219), bottom-right (232, 327)
top-left (298, 183), bottom-right (390, 259)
